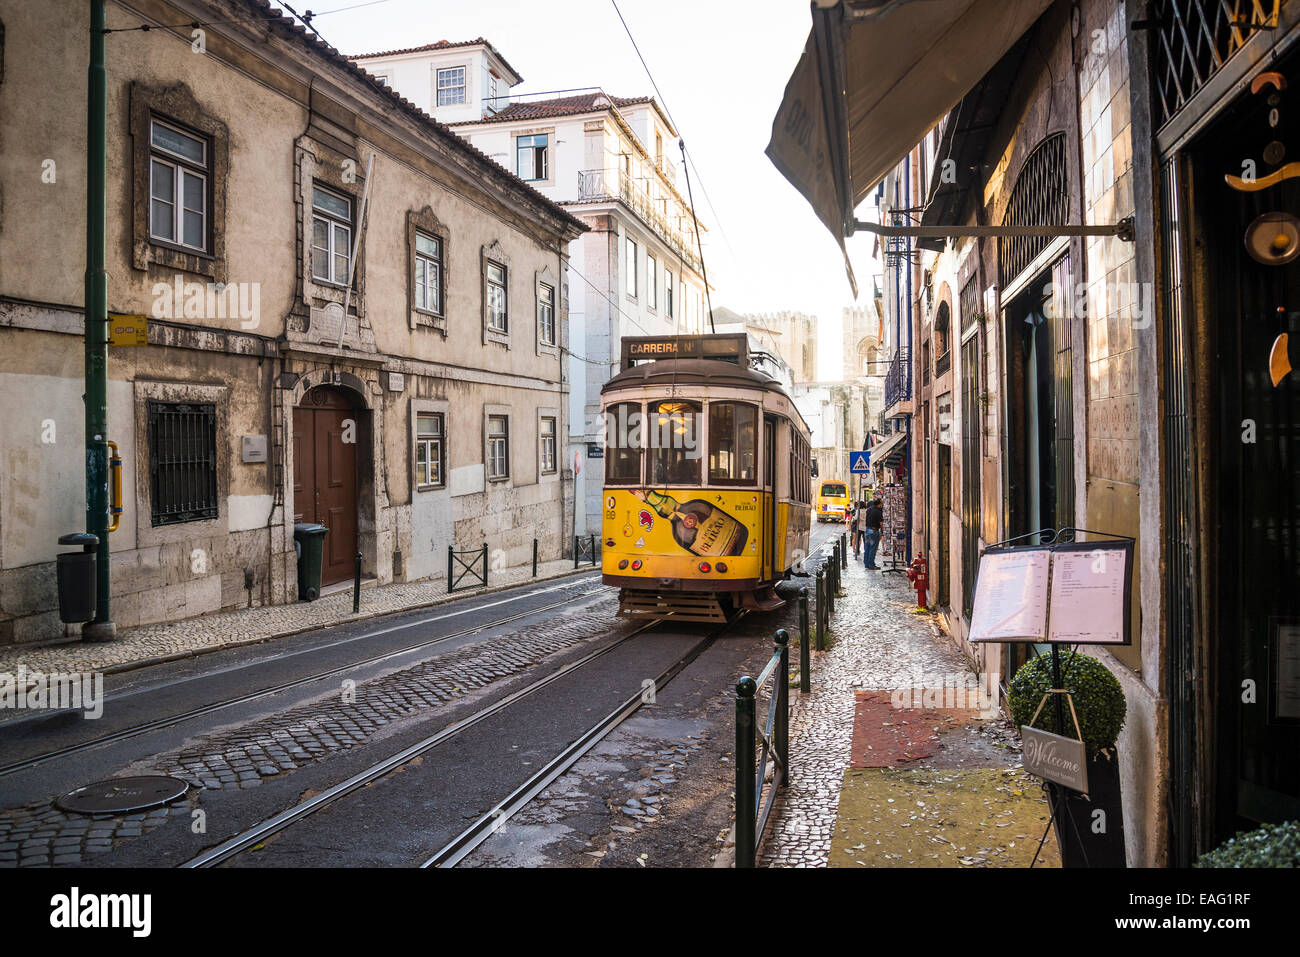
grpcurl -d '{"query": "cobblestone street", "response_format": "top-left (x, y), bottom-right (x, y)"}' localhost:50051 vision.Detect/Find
top-left (761, 541), bottom-right (1057, 868)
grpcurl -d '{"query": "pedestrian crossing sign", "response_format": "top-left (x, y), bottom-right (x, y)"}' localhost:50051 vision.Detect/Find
top-left (850, 450), bottom-right (871, 473)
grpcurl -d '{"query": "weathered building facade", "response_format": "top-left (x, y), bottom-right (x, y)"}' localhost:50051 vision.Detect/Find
top-left (874, 0), bottom-right (1300, 866)
top-left (351, 43), bottom-right (712, 539)
top-left (0, 0), bottom-right (585, 644)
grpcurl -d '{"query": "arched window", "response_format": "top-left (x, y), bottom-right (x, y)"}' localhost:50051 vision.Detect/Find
top-left (934, 302), bottom-right (951, 376)
top-left (1000, 132), bottom-right (1068, 285)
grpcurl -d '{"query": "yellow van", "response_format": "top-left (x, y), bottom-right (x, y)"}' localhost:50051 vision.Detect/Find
top-left (815, 480), bottom-right (850, 523)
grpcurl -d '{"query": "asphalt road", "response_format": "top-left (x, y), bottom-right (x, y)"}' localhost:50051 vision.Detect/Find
top-left (1, 520), bottom-right (846, 868)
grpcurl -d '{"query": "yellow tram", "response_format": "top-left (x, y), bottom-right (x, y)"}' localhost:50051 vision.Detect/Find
top-left (600, 334), bottom-right (813, 622)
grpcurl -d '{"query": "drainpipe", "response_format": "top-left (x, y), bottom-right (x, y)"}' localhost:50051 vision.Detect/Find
top-left (83, 0), bottom-right (114, 641)
top-left (903, 157), bottom-right (914, 563)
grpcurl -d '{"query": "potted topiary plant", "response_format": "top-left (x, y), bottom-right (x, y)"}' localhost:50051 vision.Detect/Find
top-left (1195, 820), bottom-right (1300, 868)
top-left (1008, 649), bottom-right (1128, 867)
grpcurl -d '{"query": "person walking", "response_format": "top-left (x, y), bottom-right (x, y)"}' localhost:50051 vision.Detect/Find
top-left (863, 495), bottom-right (884, 569)
top-left (852, 500), bottom-right (867, 558)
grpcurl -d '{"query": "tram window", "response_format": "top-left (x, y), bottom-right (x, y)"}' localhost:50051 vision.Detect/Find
top-left (708, 402), bottom-right (757, 485)
top-left (605, 402), bottom-right (643, 484)
top-left (648, 400), bottom-right (700, 486)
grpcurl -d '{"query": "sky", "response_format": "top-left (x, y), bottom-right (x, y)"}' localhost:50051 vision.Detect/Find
top-left (271, 0), bottom-right (882, 382)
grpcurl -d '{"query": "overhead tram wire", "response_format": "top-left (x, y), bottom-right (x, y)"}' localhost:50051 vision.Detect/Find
top-left (610, 0), bottom-right (716, 335)
top-left (609, 1), bottom-right (787, 358)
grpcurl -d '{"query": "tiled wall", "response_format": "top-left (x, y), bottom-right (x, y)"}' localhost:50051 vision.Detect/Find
top-left (1082, 0), bottom-right (1141, 485)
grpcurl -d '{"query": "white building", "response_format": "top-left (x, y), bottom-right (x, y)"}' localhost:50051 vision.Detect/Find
top-left (351, 41), bottom-right (712, 537)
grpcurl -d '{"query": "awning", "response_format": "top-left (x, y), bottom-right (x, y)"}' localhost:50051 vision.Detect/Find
top-left (767, 0), bottom-right (1053, 288)
top-left (870, 429), bottom-right (908, 469)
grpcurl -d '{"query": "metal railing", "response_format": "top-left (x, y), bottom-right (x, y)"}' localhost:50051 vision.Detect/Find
top-left (574, 534), bottom-right (599, 568)
top-left (735, 629), bottom-right (790, 868)
top-left (447, 543), bottom-right (488, 593)
top-left (575, 168), bottom-right (701, 271)
top-left (884, 349), bottom-right (912, 409)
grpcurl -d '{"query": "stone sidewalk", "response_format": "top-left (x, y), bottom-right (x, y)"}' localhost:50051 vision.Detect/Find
top-left (0, 557), bottom-right (596, 677)
top-left (760, 545), bottom-right (1059, 867)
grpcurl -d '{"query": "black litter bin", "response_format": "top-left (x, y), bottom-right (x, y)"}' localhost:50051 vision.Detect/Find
top-left (56, 532), bottom-right (99, 623)
top-left (293, 523), bottom-right (328, 601)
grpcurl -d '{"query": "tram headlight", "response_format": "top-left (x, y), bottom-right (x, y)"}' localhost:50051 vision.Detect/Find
top-left (618, 559), bottom-right (629, 570)
top-left (716, 562), bottom-right (728, 573)
top-left (631, 559), bottom-right (643, 571)
top-left (699, 562), bottom-right (711, 573)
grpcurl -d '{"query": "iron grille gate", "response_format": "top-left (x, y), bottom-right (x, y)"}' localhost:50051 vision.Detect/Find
top-left (1050, 257), bottom-right (1076, 532)
top-left (1150, 0), bottom-right (1283, 127)
top-left (999, 133), bottom-right (1068, 288)
top-left (1161, 157), bottom-right (1199, 866)
top-left (961, 333), bottom-right (982, 616)
top-left (148, 401), bottom-right (218, 526)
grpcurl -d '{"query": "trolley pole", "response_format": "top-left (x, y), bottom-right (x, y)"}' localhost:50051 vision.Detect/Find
top-left (83, 0), bottom-right (114, 642)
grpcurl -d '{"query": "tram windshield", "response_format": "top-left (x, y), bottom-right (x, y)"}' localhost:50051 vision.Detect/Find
top-left (708, 402), bottom-right (757, 485)
top-left (648, 400), bottom-right (700, 485)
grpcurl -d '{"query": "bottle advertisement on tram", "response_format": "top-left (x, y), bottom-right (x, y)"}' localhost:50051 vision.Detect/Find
top-left (602, 487), bottom-right (767, 582)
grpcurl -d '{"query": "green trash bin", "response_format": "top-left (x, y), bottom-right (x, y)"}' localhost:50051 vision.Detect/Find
top-left (56, 532), bottom-right (99, 623)
top-left (293, 522), bottom-right (328, 601)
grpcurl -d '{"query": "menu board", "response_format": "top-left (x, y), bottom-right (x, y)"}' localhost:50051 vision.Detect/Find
top-left (1047, 548), bottom-right (1128, 644)
top-left (969, 539), bottom-right (1133, 645)
top-left (1274, 624), bottom-right (1300, 722)
top-left (968, 549), bottom-right (1050, 641)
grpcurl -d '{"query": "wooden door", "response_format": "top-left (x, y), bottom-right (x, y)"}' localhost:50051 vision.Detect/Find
top-left (293, 388), bottom-right (359, 586)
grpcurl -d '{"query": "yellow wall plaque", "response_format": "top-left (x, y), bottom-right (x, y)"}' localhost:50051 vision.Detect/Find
top-left (108, 313), bottom-right (148, 346)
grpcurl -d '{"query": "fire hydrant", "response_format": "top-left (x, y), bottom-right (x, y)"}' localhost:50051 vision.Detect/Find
top-left (905, 553), bottom-right (929, 611)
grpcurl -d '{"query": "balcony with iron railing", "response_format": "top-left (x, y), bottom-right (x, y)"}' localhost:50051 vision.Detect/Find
top-left (884, 349), bottom-right (912, 414)
top-left (576, 168), bottom-right (701, 272)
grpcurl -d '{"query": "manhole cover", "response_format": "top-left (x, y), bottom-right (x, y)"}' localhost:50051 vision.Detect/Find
top-left (55, 775), bottom-right (189, 816)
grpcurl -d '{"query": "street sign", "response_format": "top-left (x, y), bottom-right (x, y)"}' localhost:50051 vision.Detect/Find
top-left (108, 313), bottom-right (148, 346)
top-left (849, 450), bottom-right (871, 473)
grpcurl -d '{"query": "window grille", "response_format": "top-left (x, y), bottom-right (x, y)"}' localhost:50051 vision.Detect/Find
top-left (1150, 0), bottom-right (1281, 127)
top-left (959, 275), bottom-right (981, 335)
top-left (148, 401), bottom-right (218, 526)
top-left (999, 133), bottom-right (1068, 287)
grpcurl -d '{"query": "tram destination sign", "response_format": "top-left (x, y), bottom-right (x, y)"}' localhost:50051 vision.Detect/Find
top-left (621, 334), bottom-right (748, 367)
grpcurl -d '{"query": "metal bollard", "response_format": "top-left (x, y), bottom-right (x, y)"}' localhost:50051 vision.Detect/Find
top-left (735, 675), bottom-right (757, 869)
top-left (798, 587), bottom-right (811, 693)
top-left (774, 629), bottom-right (789, 785)
top-left (447, 545), bottom-right (454, 593)
top-left (589, 534), bottom-right (597, 567)
top-left (532, 538), bottom-right (538, 577)
top-left (481, 543), bottom-right (489, 587)
top-left (353, 551), bottom-right (362, 613)
top-left (815, 570), bottom-right (825, 651)
top-left (827, 549), bottom-right (837, 616)
top-left (841, 533), bottom-right (848, 569)
top-left (573, 535), bottom-right (580, 569)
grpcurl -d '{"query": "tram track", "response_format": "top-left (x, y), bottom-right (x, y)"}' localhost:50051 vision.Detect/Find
top-left (423, 611), bottom-right (741, 867)
top-left (184, 610), bottom-right (744, 868)
top-left (0, 579), bottom-right (605, 779)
